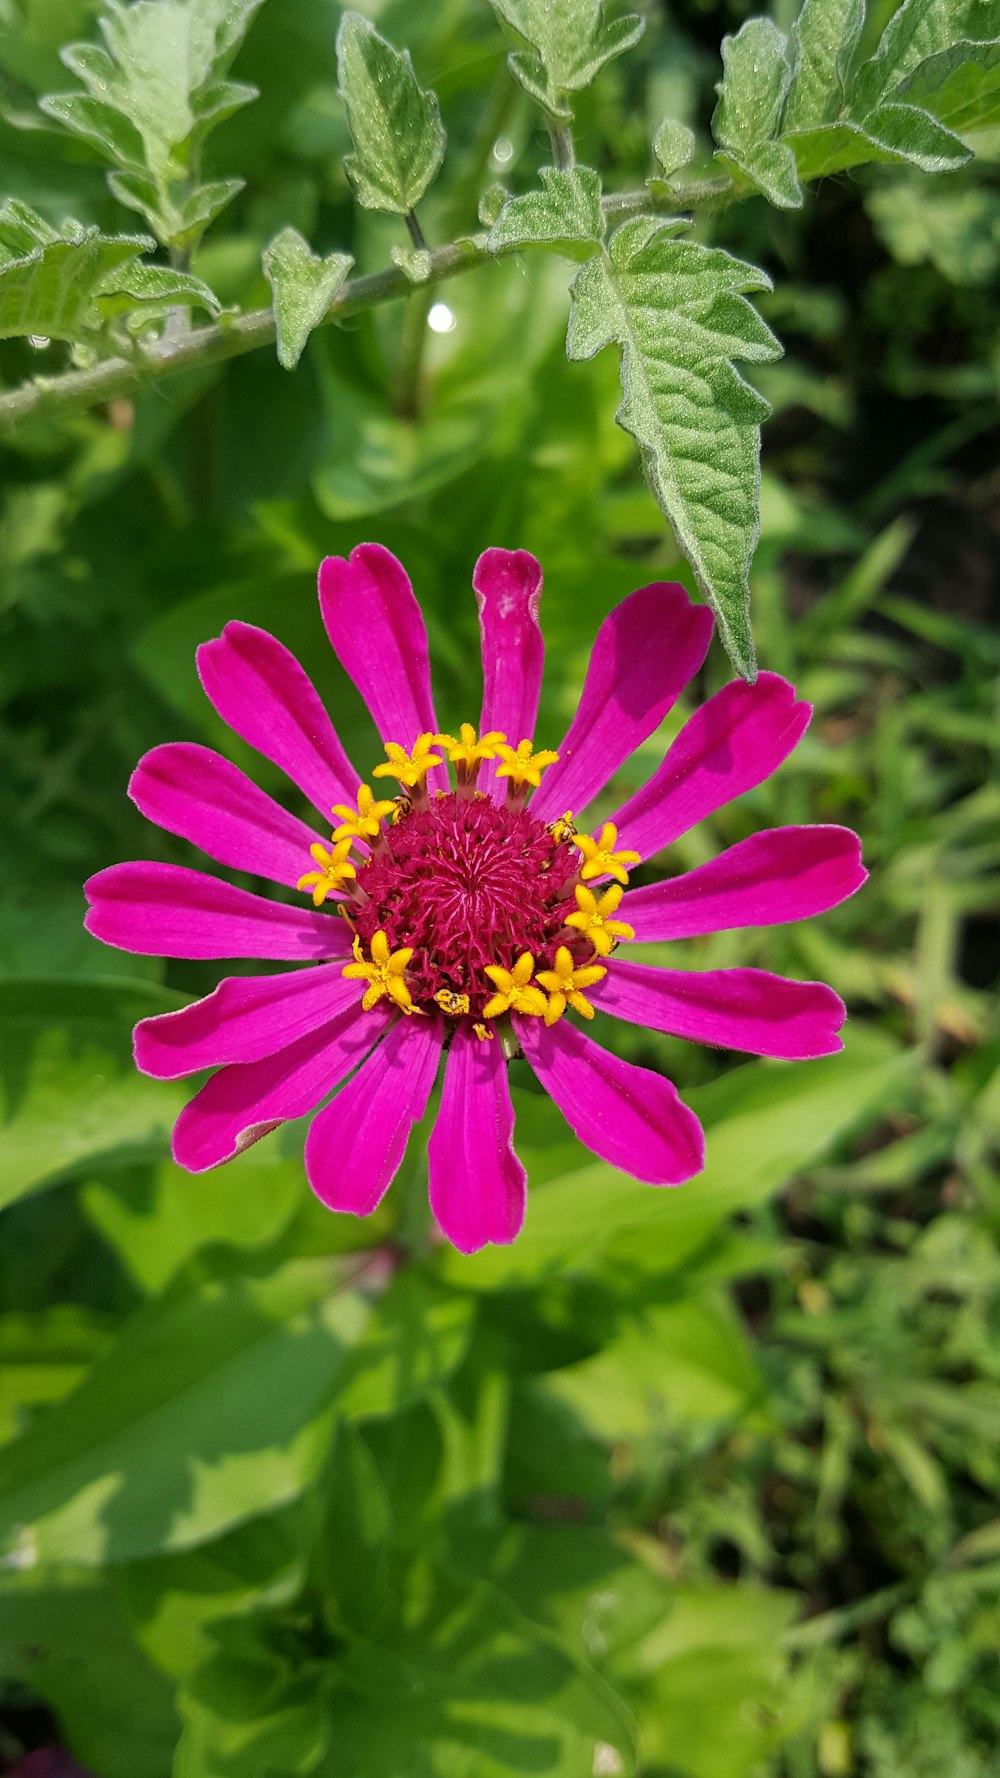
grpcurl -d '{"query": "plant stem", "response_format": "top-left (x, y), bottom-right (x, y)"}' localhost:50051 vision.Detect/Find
top-left (0, 179), bottom-right (736, 436)
top-left (548, 119), bottom-right (575, 170)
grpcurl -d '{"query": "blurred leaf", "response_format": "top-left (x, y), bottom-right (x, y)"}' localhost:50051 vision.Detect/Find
top-left (0, 1308), bottom-right (112, 1445)
top-left (176, 1622), bottom-right (330, 1778)
top-left (0, 1569), bottom-right (178, 1778)
top-left (487, 165), bottom-right (605, 257)
top-left (784, 0), bottom-right (866, 130)
top-left (568, 215), bottom-right (781, 679)
top-left (713, 18), bottom-right (804, 209)
top-left (262, 226), bottom-right (353, 370)
top-left (336, 11), bottom-right (445, 216)
top-left (0, 979), bottom-right (184, 1213)
top-left (868, 174), bottom-right (1000, 282)
top-left (654, 118), bottom-right (696, 176)
top-left (0, 227), bottom-right (154, 342)
top-left (851, 0), bottom-right (1000, 114)
top-left (311, 1420), bottom-right (391, 1635)
top-left (82, 1152), bottom-right (304, 1294)
top-left (489, 0), bottom-right (644, 120)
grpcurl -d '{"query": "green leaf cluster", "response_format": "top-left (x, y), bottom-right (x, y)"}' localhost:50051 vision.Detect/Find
top-left (40, 0), bottom-right (264, 251)
top-left (488, 0), bottom-right (645, 120)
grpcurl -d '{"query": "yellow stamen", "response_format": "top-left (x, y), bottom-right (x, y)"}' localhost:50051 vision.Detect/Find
top-left (482, 951), bottom-right (547, 1019)
top-left (331, 783), bottom-right (396, 843)
top-left (434, 988), bottom-right (471, 1017)
top-left (547, 810), bottom-right (577, 843)
top-left (565, 884), bottom-right (635, 957)
top-left (494, 738), bottom-right (559, 792)
top-left (572, 822), bottom-right (641, 886)
top-left (342, 930), bottom-right (416, 1014)
top-left (473, 1023), bottom-right (494, 1042)
top-left (372, 734), bottom-right (443, 790)
top-left (297, 839), bottom-right (357, 908)
top-left (435, 723), bottom-right (507, 776)
top-left (536, 945), bottom-right (607, 1025)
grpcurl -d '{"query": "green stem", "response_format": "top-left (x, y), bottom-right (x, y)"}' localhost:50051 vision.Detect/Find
top-left (547, 119), bottom-right (575, 170)
top-left (0, 180), bottom-right (736, 436)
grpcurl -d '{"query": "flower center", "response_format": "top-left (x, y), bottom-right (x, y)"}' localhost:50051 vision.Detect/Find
top-left (352, 793), bottom-right (580, 1016)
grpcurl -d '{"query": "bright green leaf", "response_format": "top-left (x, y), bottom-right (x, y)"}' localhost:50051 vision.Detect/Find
top-left (336, 11), bottom-right (445, 215)
top-left (786, 105), bottom-right (971, 176)
top-left (654, 118), bottom-right (697, 176)
top-left (722, 138), bottom-right (805, 207)
top-left (713, 18), bottom-right (804, 208)
top-left (852, 0), bottom-right (1000, 113)
top-left (96, 259), bottom-right (222, 325)
top-left (568, 215), bottom-right (781, 678)
top-left (262, 226), bottom-right (353, 370)
top-left (487, 165), bottom-right (605, 257)
top-left (490, 0), bottom-right (644, 118)
top-left (39, 91), bottom-right (148, 170)
top-left (893, 37), bottom-right (1000, 131)
top-left (784, 0), bottom-right (866, 129)
top-left (389, 243), bottom-right (433, 282)
top-left (0, 979), bottom-right (182, 1209)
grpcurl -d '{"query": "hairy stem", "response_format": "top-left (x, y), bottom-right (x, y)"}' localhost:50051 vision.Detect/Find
top-left (547, 120), bottom-right (576, 170)
top-left (0, 180), bottom-right (735, 435)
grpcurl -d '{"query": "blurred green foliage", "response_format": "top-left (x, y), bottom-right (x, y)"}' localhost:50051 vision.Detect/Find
top-left (0, 0), bottom-right (998, 1775)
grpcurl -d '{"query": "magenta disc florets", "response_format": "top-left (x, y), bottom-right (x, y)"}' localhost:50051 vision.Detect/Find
top-left (353, 793), bottom-right (580, 1016)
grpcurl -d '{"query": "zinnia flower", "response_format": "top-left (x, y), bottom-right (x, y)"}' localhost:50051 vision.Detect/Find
top-left (84, 545), bottom-right (865, 1253)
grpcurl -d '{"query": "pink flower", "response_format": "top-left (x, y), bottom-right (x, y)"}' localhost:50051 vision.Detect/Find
top-left (84, 545), bottom-right (865, 1254)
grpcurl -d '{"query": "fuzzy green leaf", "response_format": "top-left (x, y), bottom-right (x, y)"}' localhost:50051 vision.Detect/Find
top-left (108, 171), bottom-right (243, 250)
top-left (893, 37), bottom-right (1000, 130)
top-left (96, 260), bottom-right (222, 326)
top-left (852, 0), bottom-right (1000, 113)
top-left (0, 198), bottom-right (60, 260)
top-left (0, 228), bottom-right (154, 343)
top-left (389, 244), bottom-right (433, 283)
top-left (487, 165), bottom-right (604, 257)
top-left (39, 91), bottom-right (148, 171)
top-left (336, 12), bottom-right (445, 215)
top-left (568, 216), bottom-right (782, 679)
top-left (262, 227), bottom-right (354, 370)
top-left (787, 101), bottom-right (971, 176)
top-left (784, 0), bottom-right (867, 129)
top-left (653, 119), bottom-right (697, 177)
top-left (713, 18), bottom-right (804, 207)
top-left (489, 0), bottom-right (644, 117)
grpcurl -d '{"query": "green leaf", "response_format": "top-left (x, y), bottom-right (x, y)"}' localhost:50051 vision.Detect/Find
top-left (487, 165), bottom-right (605, 257)
top-left (784, 0), bottom-right (867, 130)
top-left (786, 105), bottom-right (971, 176)
top-left (868, 174), bottom-right (1000, 283)
top-left (262, 226), bottom-right (353, 370)
top-left (0, 979), bottom-right (182, 1210)
top-left (489, 0), bottom-right (644, 118)
top-left (96, 259), bottom-right (222, 326)
top-left (852, 0), bottom-right (1000, 113)
top-left (38, 91), bottom-right (148, 170)
top-left (713, 18), bottom-right (804, 208)
top-left (0, 197), bottom-right (60, 259)
top-left (336, 11), bottom-right (445, 215)
top-left (389, 243), bottom-right (433, 282)
top-left (108, 171), bottom-right (244, 251)
top-left (893, 37), bottom-right (1000, 130)
top-left (567, 216), bottom-right (782, 678)
top-left (653, 118), bottom-right (696, 176)
top-left (0, 1572), bottom-right (179, 1778)
top-left (0, 1261), bottom-right (368, 1565)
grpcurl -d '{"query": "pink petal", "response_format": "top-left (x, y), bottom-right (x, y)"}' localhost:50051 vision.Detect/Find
top-left (129, 743), bottom-right (320, 889)
top-left (135, 963), bottom-right (360, 1079)
top-left (515, 1016), bottom-right (704, 1186)
top-left (318, 544), bottom-right (446, 788)
top-left (473, 547), bottom-right (544, 803)
top-left (428, 1024), bottom-right (527, 1252)
top-left (305, 1014), bottom-right (442, 1217)
top-left (530, 582), bottom-right (713, 823)
top-left (173, 1003), bottom-right (385, 1172)
top-left (596, 960), bottom-right (847, 1059)
top-left (196, 621), bottom-right (359, 820)
top-left (622, 826), bottom-right (867, 941)
top-left (608, 672), bottom-right (811, 861)
top-left (84, 862), bottom-right (350, 960)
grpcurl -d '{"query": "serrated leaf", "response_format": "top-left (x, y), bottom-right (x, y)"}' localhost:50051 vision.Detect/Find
top-left (490, 0), bottom-right (644, 115)
top-left (39, 91), bottom-right (148, 170)
top-left (262, 226), bottom-right (354, 370)
top-left (784, 0), bottom-right (866, 130)
top-left (389, 244), bottom-right (433, 282)
top-left (336, 11), bottom-right (445, 216)
top-left (853, 0), bottom-right (1000, 112)
top-left (0, 198), bottom-right (60, 260)
top-left (568, 216), bottom-right (782, 679)
top-left (190, 77), bottom-right (259, 130)
top-left (96, 260), bottom-right (222, 326)
top-left (107, 170), bottom-right (243, 250)
top-left (893, 38), bottom-right (1000, 130)
top-left (654, 119), bottom-right (696, 176)
top-left (786, 103), bottom-right (971, 175)
top-left (721, 138), bottom-right (804, 208)
top-left (713, 19), bottom-right (803, 207)
top-left (0, 229), bottom-right (154, 343)
top-left (487, 165), bottom-right (604, 257)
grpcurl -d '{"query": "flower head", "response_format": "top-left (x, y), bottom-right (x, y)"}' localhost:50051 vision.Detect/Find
top-left (87, 543), bottom-right (865, 1254)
